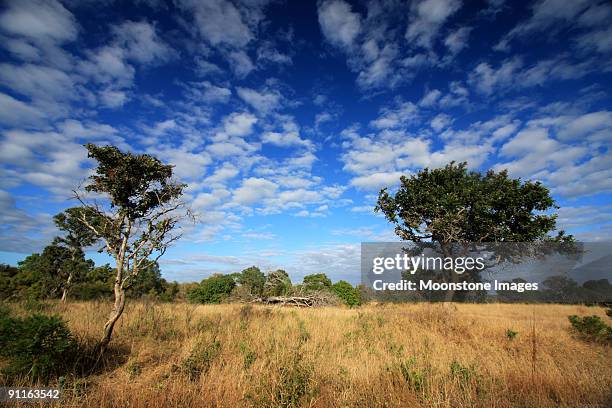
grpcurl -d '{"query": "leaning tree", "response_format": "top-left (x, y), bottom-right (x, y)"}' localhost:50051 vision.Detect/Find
top-left (375, 162), bottom-right (574, 299)
top-left (73, 144), bottom-right (187, 350)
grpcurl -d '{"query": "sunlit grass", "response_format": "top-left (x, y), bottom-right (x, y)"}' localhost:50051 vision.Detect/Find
top-left (6, 301), bottom-right (611, 407)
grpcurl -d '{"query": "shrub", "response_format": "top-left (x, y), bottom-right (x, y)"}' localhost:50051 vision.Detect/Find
top-left (506, 329), bottom-right (518, 340)
top-left (568, 315), bottom-right (612, 344)
top-left (0, 309), bottom-right (77, 382)
top-left (187, 274), bottom-right (236, 304)
top-left (398, 358), bottom-right (426, 392)
top-left (332, 280), bottom-right (361, 307)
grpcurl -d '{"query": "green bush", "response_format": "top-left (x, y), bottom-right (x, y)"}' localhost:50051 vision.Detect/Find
top-left (568, 315), bottom-right (612, 344)
top-left (332, 280), bottom-right (361, 307)
top-left (0, 309), bottom-right (77, 382)
top-left (506, 329), bottom-right (518, 340)
top-left (187, 274), bottom-right (236, 304)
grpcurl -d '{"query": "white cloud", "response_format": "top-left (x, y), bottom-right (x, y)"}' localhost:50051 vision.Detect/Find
top-left (261, 119), bottom-right (313, 149)
top-left (227, 50), bottom-right (255, 78)
top-left (405, 0), bottom-right (462, 49)
top-left (0, 62), bottom-right (76, 101)
top-left (370, 101), bottom-right (418, 129)
top-left (558, 111), bottom-right (612, 141)
top-left (495, 0), bottom-right (591, 51)
top-left (236, 87), bottom-right (281, 113)
top-left (318, 0), bottom-right (362, 49)
top-left (444, 26), bottom-right (471, 55)
top-left (0, 92), bottom-right (46, 125)
top-left (99, 88), bottom-right (128, 108)
top-left (0, 0), bottom-right (78, 44)
top-left (204, 163), bottom-right (239, 185)
top-left (350, 171), bottom-right (404, 190)
top-left (430, 113), bottom-right (452, 131)
top-left (111, 20), bottom-right (174, 65)
top-left (178, 0), bottom-right (253, 48)
top-left (222, 112), bottom-right (258, 137)
top-left (233, 177), bottom-right (278, 205)
top-left (419, 89), bottom-right (442, 107)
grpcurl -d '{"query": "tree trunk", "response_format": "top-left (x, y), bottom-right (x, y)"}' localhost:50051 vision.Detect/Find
top-left (99, 285), bottom-right (126, 352)
top-left (61, 273), bottom-right (73, 303)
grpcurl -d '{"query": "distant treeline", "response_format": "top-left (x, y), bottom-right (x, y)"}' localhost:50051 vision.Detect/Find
top-left (186, 267), bottom-right (361, 307)
top-left (0, 251), bottom-right (362, 306)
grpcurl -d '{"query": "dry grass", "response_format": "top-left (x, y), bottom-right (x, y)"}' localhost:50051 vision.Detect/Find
top-left (7, 301), bottom-right (612, 407)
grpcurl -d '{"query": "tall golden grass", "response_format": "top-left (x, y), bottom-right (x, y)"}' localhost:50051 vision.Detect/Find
top-left (8, 301), bottom-right (612, 407)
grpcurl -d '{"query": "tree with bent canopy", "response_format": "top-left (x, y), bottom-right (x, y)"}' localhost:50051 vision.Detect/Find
top-left (375, 162), bottom-right (574, 299)
top-left (73, 144), bottom-right (187, 351)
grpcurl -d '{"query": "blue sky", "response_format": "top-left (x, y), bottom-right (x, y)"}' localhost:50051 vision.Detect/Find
top-left (0, 0), bottom-right (611, 284)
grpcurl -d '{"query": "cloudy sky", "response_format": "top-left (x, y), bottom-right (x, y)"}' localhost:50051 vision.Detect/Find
top-left (0, 0), bottom-right (611, 283)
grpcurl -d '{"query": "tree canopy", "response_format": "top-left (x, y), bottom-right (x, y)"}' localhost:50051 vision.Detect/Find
top-left (375, 162), bottom-right (569, 244)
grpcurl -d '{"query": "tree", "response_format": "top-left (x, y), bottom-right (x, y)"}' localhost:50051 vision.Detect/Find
top-left (263, 269), bottom-right (292, 296)
top-left (375, 162), bottom-right (573, 299)
top-left (238, 266), bottom-right (265, 296)
top-left (14, 245), bottom-right (93, 300)
top-left (126, 261), bottom-right (165, 298)
top-left (187, 274), bottom-right (236, 304)
top-left (303, 273), bottom-right (332, 291)
top-left (53, 208), bottom-right (98, 302)
top-left (73, 144), bottom-right (187, 350)
top-left (0, 264), bottom-right (19, 300)
top-left (332, 280), bottom-right (361, 307)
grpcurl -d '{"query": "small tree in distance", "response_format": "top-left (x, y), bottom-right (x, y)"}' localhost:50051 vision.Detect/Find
top-left (264, 269), bottom-right (292, 296)
top-left (53, 208), bottom-right (98, 302)
top-left (238, 266), bottom-right (265, 297)
top-left (303, 273), bottom-right (332, 291)
top-left (73, 144), bottom-right (188, 351)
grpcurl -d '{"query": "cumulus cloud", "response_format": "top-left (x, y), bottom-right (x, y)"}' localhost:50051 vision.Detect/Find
top-left (233, 177), bottom-right (278, 205)
top-left (318, 0), bottom-right (362, 49)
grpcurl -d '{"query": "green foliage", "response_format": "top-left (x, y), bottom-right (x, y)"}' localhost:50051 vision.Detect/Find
top-left (5, 245), bottom-right (93, 301)
top-left (126, 262), bottom-right (164, 298)
top-left (505, 329), bottom-right (518, 340)
top-left (84, 144), bottom-right (186, 220)
top-left (264, 269), bottom-right (292, 296)
top-left (302, 273), bottom-right (332, 291)
top-left (396, 357), bottom-right (426, 392)
top-left (0, 309), bottom-right (77, 382)
top-left (238, 266), bottom-right (265, 296)
top-left (187, 274), bottom-right (236, 304)
top-left (0, 264), bottom-right (18, 300)
top-left (332, 280), bottom-right (361, 307)
top-left (375, 161), bottom-right (569, 243)
top-left (53, 208), bottom-right (98, 250)
top-left (568, 315), bottom-right (612, 344)
top-left (70, 264), bottom-right (114, 300)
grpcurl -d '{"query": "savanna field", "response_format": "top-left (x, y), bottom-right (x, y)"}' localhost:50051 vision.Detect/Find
top-left (2, 301), bottom-right (611, 408)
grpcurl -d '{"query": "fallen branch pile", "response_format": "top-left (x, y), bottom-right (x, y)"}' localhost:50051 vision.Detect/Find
top-left (249, 291), bottom-right (339, 307)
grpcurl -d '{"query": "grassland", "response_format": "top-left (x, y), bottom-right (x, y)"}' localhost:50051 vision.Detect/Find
top-left (5, 301), bottom-right (612, 407)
